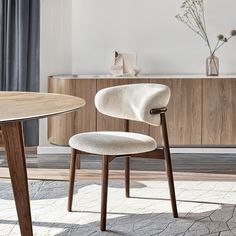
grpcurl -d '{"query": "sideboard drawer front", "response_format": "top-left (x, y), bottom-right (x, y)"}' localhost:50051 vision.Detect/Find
top-left (48, 77), bottom-right (96, 145)
top-left (202, 79), bottom-right (236, 145)
top-left (149, 79), bottom-right (202, 145)
top-left (48, 75), bottom-right (236, 146)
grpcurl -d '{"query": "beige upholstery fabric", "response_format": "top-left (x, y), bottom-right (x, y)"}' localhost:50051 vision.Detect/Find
top-left (95, 83), bottom-right (170, 126)
top-left (69, 131), bottom-right (157, 155)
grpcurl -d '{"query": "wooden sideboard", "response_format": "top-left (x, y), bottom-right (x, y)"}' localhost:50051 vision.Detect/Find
top-left (48, 75), bottom-right (236, 147)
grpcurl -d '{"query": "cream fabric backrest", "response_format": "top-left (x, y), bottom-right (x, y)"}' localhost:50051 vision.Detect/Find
top-left (95, 83), bottom-right (171, 126)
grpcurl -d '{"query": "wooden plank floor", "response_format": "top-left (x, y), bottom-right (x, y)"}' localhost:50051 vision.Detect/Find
top-left (1, 168), bottom-right (236, 181)
top-left (1, 153), bottom-right (236, 181)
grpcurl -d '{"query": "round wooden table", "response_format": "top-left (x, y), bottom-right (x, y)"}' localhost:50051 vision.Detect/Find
top-left (0, 92), bottom-right (85, 236)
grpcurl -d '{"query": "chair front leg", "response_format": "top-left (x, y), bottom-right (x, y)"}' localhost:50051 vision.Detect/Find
top-left (68, 148), bottom-right (77, 212)
top-left (101, 155), bottom-right (110, 231)
top-left (125, 157), bottom-right (130, 197)
top-left (161, 113), bottom-right (178, 218)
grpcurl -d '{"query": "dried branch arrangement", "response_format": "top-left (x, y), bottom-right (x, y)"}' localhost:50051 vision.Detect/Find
top-left (176, 0), bottom-right (236, 57)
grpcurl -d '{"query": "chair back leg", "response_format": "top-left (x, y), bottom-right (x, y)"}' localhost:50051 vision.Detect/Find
top-left (68, 148), bottom-right (77, 212)
top-left (161, 113), bottom-right (178, 218)
top-left (77, 153), bottom-right (81, 169)
top-left (125, 157), bottom-right (130, 197)
top-left (101, 155), bottom-right (110, 231)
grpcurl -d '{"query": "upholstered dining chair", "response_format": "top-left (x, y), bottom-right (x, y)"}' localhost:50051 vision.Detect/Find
top-left (67, 83), bottom-right (178, 231)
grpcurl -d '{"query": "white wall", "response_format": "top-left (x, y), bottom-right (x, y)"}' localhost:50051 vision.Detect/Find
top-left (40, 0), bottom-right (236, 147)
top-left (72, 0), bottom-right (236, 75)
top-left (40, 0), bottom-right (72, 146)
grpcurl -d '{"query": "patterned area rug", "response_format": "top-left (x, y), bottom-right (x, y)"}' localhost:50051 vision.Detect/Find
top-left (0, 179), bottom-right (236, 235)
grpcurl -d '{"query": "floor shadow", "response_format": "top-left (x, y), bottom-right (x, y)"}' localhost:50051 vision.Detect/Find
top-left (0, 203), bottom-right (235, 235)
top-left (0, 180), bottom-right (147, 201)
top-left (38, 203), bottom-right (236, 235)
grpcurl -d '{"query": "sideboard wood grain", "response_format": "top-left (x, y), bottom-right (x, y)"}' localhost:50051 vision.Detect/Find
top-left (202, 79), bottom-right (236, 145)
top-left (48, 77), bottom-right (96, 145)
top-left (48, 76), bottom-right (236, 146)
top-left (150, 79), bottom-right (202, 145)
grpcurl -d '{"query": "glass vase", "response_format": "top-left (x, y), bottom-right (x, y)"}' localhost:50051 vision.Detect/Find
top-left (206, 55), bottom-right (219, 76)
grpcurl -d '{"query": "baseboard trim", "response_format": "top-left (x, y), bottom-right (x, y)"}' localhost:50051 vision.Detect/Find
top-left (37, 146), bottom-right (71, 154)
top-left (171, 148), bottom-right (236, 154)
top-left (37, 146), bottom-right (236, 155)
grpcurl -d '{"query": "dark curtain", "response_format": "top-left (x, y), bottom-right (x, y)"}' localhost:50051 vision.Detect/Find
top-left (0, 0), bottom-right (40, 146)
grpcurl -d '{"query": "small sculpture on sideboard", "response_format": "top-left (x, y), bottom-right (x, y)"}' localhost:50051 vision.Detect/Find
top-left (110, 51), bottom-right (141, 77)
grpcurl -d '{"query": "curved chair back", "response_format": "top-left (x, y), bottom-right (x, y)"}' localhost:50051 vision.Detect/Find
top-left (95, 83), bottom-right (171, 126)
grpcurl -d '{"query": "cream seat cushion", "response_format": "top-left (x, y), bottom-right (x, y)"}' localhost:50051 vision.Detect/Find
top-left (69, 131), bottom-right (157, 156)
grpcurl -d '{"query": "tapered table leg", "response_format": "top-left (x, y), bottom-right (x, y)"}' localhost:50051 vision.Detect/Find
top-left (1, 122), bottom-right (33, 236)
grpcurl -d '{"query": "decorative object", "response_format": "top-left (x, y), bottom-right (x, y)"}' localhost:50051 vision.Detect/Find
top-left (176, 0), bottom-right (236, 76)
top-left (206, 55), bottom-right (219, 76)
top-left (110, 51), bottom-right (141, 77)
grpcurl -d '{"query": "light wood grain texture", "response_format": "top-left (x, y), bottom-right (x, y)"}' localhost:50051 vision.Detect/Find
top-left (48, 77), bottom-right (201, 145)
top-left (149, 79), bottom-right (202, 145)
top-left (0, 92), bottom-right (85, 122)
top-left (202, 79), bottom-right (236, 145)
top-left (48, 78), bottom-right (76, 145)
top-left (48, 77), bottom-right (95, 145)
top-left (74, 79), bottom-right (97, 132)
top-left (1, 168), bottom-right (236, 181)
top-left (96, 79), bottom-right (128, 131)
top-left (1, 122), bottom-right (33, 236)
top-left (48, 76), bottom-right (236, 146)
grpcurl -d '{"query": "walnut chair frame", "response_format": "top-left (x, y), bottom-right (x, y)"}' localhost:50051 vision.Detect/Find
top-left (67, 107), bottom-right (178, 231)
